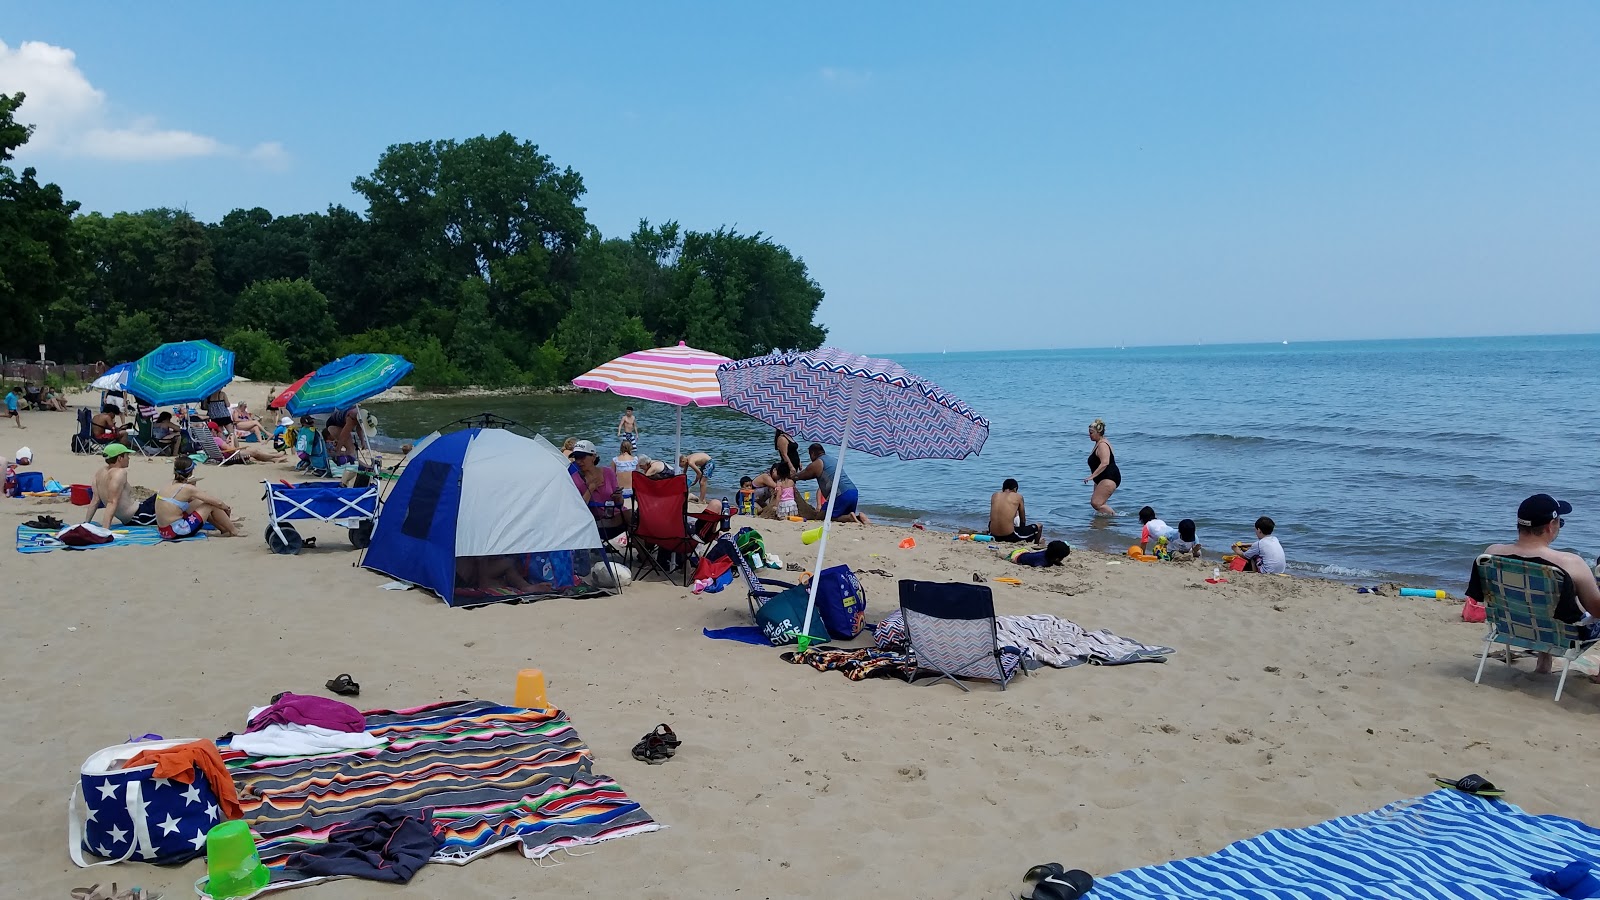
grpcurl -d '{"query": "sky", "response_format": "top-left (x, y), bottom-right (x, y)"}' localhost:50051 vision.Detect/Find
top-left (3, 3), bottom-right (1598, 353)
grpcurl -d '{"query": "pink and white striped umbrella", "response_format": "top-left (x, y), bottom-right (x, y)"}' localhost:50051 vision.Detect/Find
top-left (571, 342), bottom-right (731, 407)
top-left (572, 342), bottom-right (732, 461)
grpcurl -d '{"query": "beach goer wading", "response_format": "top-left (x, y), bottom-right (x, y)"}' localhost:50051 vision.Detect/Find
top-left (1083, 418), bottom-right (1118, 515)
top-left (988, 478), bottom-right (1042, 543)
top-left (1468, 494), bottom-right (1600, 678)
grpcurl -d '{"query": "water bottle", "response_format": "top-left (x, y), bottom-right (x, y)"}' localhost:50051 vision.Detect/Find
top-left (1212, 567), bottom-right (1221, 581)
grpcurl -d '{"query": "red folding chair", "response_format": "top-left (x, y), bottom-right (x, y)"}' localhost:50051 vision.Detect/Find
top-left (630, 474), bottom-right (699, 586)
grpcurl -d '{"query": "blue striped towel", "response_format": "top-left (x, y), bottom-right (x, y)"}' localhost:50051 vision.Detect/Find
top-left (15, 525), bottom-right (208, 553)
top-left (1092, 790), bottom-right (1600, 899)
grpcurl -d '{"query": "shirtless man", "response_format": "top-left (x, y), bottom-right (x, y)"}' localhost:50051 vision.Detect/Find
top-left (1468, 494), bottom-right (1600, 676)
top-left (987, 478), bottom-right (1042, 543)
top-left (679, 451), bottom-right (715, 502)
top-left (87, 443), bottom-right (158, 527)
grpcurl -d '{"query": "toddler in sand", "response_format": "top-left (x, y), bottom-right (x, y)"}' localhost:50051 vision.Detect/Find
top-left (1169, 519), bottom-right (1203, 560)
top-left (1138, 506), bottom-right (1177, 555)
top-left (1009, 540), bottom-right (1071, 567)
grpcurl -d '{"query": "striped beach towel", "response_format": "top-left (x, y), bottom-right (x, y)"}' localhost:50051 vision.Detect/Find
top-left (14, 524), bottom-right (207, 553)
top-left (1092, 789), bottom-right (1600, 899)
top-left (219, 700), bottom-right (658, 891)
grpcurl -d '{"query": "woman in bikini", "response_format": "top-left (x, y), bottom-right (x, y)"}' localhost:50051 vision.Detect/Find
top-left (1082, 418), bottom-right (1120, 516)
top-left (156, 457), bottom-right (242, 539)
top-left (613, 440), bottom-right (639, 500)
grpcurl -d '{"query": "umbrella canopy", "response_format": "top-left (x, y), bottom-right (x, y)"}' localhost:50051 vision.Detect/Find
top-left (268, 372), bottom-right (313, 410)
top-left (91, 362), bottom-right (134, 392)
top-left (717, 347), bottom-right (989, 649)
top-left (572, 342), bottom-right (732, 461)
top-left (125, 340), bottom-right (235, 406)
top-left (286, 354), bottom-right (413, 416)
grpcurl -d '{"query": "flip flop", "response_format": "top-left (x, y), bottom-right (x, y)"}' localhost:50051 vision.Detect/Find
top-left (324, 673), bottom-right (360, 697)
top-left (1436, 774), bottom-right (1504, 798)
top-left (1022, 864), bottom-right (1094, 900)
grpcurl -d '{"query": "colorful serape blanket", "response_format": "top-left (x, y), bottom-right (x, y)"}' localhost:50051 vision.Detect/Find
top-left (218, 700), bottom-right (658, 892)
top-left (14, 524), bottom-right (207, 553)
top-left (1091, 789), bottom-right (1600, 899)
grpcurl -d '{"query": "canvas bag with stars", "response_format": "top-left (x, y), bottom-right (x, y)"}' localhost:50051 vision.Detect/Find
top-left (70, 738), bottom-right (228, 867)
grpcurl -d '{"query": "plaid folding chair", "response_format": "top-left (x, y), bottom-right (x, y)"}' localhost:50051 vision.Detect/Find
top-left (1472, 554), bottom-right (1600, 702)
top-left (898, 579), bottom-right (1027, 692)
top-left (715, 535), bottom-right (798, 617)
top-left (629, 474), bottom-right (699, 586)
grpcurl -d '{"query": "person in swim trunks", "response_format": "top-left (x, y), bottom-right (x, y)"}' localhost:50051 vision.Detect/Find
top-left (797, 443), bottom-right (871, 524)
top-left (679, 451), bottom-right (715, 502)
top-left (1082, 418), bottom-right (1120, 516)
top-left (617, 406), bottom-right (637, 447)
top-left (87, 443), bottom-right (158, 527)
top-left (156, 457), bottom-right (241, 539)
top-left (988, 478), bottom-right (1043, 543)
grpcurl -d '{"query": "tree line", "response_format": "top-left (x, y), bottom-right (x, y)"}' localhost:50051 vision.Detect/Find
top-left (0, 93), bottom-right (828, 386)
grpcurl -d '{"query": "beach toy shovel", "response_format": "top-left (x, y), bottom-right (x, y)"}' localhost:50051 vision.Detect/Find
top-left (199, 820), bottom-right (269, 899)
top-left (802, 526), bottom-right (823, 545)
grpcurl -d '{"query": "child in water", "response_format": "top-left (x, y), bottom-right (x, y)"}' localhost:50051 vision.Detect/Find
top-left (1009, 540), bottom-right (1072, 567)
top-left (1170, 519), bottom-right (1203, 560)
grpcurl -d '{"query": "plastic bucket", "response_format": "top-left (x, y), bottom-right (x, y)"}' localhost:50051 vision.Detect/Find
top-left (70, 484), bottom-right (92, 506)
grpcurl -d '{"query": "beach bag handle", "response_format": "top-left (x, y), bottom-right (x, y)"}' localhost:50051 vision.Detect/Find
top-left (68, 779), bottom-right (150, 868)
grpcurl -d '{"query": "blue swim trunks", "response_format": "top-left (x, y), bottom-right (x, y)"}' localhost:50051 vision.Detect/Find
top-left (822, 487), bottom-right (859, 518)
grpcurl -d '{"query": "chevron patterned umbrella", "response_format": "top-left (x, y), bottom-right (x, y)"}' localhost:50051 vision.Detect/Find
top-left (126, 340), bottom-right (235, 406)
top-left (717, 347), bottom-right (989, 649)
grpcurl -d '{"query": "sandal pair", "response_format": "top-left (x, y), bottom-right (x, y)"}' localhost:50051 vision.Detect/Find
top-left (72, 885), bottom-right (163, 900)
top-left (25, 515), bottom-right (64, 530)
top-left (631, 723), bottom-right (681, 765)
top-left (1022, 863), bottom-right (1093, 900)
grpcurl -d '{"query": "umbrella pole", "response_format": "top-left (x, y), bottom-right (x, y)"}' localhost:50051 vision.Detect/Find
top-left (675, 406), bottom-right (683, 468)
top-left (797, 393), bottom-right (855, 653)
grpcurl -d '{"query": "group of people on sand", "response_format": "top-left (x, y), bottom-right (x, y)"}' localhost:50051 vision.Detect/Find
top-left (87, 442), bottom-right (243, 540)
top-left (735, 429), bottom-right (870, 525)
top-left (3, 382), bottom-right (72, 427)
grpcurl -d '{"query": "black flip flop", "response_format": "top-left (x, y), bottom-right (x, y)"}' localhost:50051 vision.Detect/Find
top-left (325, 673), bottom-right (360, 697)
top-left (1022, 864), bottom-right (1094, 900)
top-left (1436, 774), bottom-right (1504, 798)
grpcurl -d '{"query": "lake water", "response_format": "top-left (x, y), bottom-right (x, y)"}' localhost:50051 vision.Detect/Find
top-left (367, 335), bottom-right (1600, 589)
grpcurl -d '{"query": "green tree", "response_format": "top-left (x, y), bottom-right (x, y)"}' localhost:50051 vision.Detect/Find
top-left (104, 311), bottom-right (161, 361)
top-left (448, 277), bottom-right (517, 385)
top-left (152, 213), bottom-right (223, 338)
top-left (0, 93), bottom-right (81, 357)
top-left (230, 278), bottom-right (337, 373)
top-left (222, 327), bottom-right (291, 381)
top-left (209, 207), bottom-right (313, 296)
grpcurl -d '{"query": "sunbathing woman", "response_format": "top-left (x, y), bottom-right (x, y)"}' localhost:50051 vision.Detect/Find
top-left (230, 402), bottom-right (271, 442)
top-left (157, 458), bottom-right (242, 539)
top-left (213, 425), bottom-right (287, 463)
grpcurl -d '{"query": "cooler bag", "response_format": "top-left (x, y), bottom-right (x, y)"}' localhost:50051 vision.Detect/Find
top-left (812, 565), bottom-right (868, 639)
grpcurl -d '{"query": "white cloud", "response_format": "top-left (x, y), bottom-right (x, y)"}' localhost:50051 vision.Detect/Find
top-left (0, 38), bottom-right (285, 166)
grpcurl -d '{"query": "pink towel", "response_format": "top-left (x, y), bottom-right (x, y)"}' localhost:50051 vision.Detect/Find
top-left (246, 692), bottom-right (365, 734)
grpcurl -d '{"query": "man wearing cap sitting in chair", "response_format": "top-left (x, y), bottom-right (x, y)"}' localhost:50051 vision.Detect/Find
top-left (86, 443), bottom-right (159, 528)
top-left (1467, 493), bottom-right (1600, 678)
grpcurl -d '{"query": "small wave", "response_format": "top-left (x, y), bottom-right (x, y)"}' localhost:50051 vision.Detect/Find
top-left (1287, 561), bottom-right (1387, 580)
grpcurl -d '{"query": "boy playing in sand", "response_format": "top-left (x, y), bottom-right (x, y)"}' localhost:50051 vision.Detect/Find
top-left (1234, 517), bottom-right (1286, 574)
top-left (1009, 540), bottom-right (1071, 567)
top-left (1170, 519), bottom-right (1203, 560)
top-left (737, 476), bottom-right (757, 515)
top-left (4, 387), bottom-right (22, 429)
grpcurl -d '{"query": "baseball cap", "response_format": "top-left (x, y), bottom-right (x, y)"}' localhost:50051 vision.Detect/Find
top-left (1517, 493), bottom-right (1572, 528)
top-left (102, 443), bottom-right (133, 460)
top-left (570, 439), bottom-right (598, 458)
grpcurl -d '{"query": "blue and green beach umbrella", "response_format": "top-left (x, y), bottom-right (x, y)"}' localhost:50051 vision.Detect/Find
top-left (125, 340), bottom-right (235, 406)
top-left (286, 353), bottom-right (414, 416)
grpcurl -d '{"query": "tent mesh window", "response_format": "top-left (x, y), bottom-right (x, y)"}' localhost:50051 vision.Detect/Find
top-left (402, 460), bottom-right (451, 540)
top-left (452, 548), bottom-right (617, 603)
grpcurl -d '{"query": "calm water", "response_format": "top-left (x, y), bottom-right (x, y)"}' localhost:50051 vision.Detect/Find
top-left (368, 335), bottom-right (1600, 588)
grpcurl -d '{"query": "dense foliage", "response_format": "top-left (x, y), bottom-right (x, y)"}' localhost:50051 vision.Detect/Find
top-left (0, 94), bottom-right (828, 385)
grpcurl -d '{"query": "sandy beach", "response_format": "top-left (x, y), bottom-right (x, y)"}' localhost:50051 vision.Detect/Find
top-left (5, 395), bottom-right (1597, 899)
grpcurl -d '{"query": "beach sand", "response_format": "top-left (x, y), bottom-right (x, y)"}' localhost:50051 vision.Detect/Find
top-left (4, 395), bottom-right (1596, 899)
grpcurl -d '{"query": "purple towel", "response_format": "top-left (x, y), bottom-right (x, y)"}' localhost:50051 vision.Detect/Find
top-left (246, 692), bottom-right (365, 733)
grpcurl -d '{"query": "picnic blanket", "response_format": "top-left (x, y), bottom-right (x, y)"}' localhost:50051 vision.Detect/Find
top-left (1091, 789), bottom-right (1600, 899)
top-left (219, 700), bottom-right (658, 892)
top-left (14, 524), bottom-right (208, 553)
top-left (873, 610), bottom-right (1172, 667)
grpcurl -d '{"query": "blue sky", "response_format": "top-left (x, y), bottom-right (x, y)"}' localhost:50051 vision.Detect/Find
top-left (4, 3), bottom-right (1597, 353)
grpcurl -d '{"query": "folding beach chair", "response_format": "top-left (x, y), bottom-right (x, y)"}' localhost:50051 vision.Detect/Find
top-left (187, 422), bottom-right (246, 465)
top-left (629, 474), bottom-right (699, 586)
top-left (70, 408), bottom-right (103, 455)
top-left (715, 535), bottom-right (798, 617)
top-left (1472, 554), bottom-right (1600, 702)
top-left (898, 580), bottom-right (1027, 692)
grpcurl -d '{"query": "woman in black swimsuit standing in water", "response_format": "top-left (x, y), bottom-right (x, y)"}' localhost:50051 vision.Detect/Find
top-left (1083, 418), bottom-right (1120, 515)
